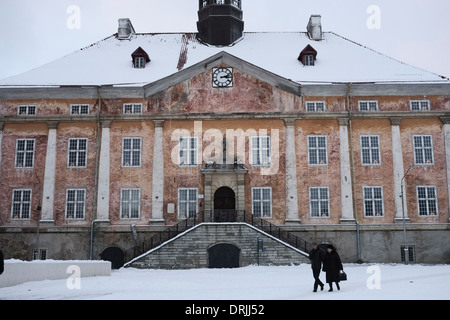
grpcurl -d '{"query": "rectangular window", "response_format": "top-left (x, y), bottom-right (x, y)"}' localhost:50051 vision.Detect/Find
top-left (417, 186), bottom-right (437, 216)
top-left (308, 136), bottom-right (327, 165)
top-left (68, 138), bottom-right (87, 167)
top-left (310, 187), bottom-right (329, 217)
top-left (413, 135), bottom-right (434, 165)
top-left (361, 135), bottom-right (380, 165)
top-left (15, 139), bottom-right (35, 168)
top-left (122, 138), bottom-right (142, 167)
top-left (401, 245), bottom-right (416, 263)
top-left (306, 101), bottom-right (325, 112)
top-left (11, 189), bottom-right (32, 219)
top-left (123, 103), bottom-right (142, 114)
top-left (410, 100), bottom-right (430, 111)
top-left (18, 105), bottom-right (36, 116)
top-left (179, 137), bottom-right (198, 166)
top-left (66, 189), bottom-right (86, 219)
top-left (305, 55), bottom-right (314, 66)
top-left (358, 101), bottom-right (378, 111)
top-left (252, 187), bottom-right (272, 218)
top-left (121, 189), bottom-right (140, 219)
top-left (251, 136), bottom-right (271, 166)
top-left (134, 57), bottom-right (145, 69)
top-left (178, 188), bottom-right (198, 218)
top-left (70, 104), bottom-right (89, 115)
top-left (363, 186), bottom-right (384, 217)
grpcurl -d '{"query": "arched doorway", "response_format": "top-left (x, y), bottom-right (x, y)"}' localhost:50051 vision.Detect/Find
top-left (208, 243), bottom-right (240, 268)
top-left (214, 187), bottom-right (236, 222)
top-left (100, 246), bottom-right (125, 269)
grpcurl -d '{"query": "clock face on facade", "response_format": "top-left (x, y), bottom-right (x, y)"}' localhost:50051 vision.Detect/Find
top-left (212, 67), bottom-right (233, 88)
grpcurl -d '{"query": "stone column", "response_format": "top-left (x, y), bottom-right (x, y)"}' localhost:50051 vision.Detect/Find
top-left (284, 118), bottom-right (300, 224)
top-left (0, 122), bottom-right (4, 174)
top-left (391, 117), bottom-right (409, 222)
top-left (96, 121), bottom-right (111, 222)
top-left (150, 120), bottom-right (165, 224)
top-left (441, 117), bottom-right (450, 222)
top-left (40, 121), bottom-right (58, 224)
top-left (338, 118), bottom-right (355, 223)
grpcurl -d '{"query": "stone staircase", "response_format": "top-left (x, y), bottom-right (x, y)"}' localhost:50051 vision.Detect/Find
top-left (125, 220), bottom-right (310, 269)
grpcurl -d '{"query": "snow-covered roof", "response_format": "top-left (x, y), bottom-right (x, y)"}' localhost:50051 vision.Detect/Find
top-left (0, 31), bottom-right (448, 88)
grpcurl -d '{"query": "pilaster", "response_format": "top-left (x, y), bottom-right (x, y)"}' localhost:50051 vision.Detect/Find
top-left (96, 121), bottom-right (111, 223)
top-left (338, 118), bottom-right (355, 223)
top-left (150, 120), bottom-right (165, 225)
top-left (40, 121), bottom-right (58, 225)
top-left (284, 118), bottom-right (300, 224)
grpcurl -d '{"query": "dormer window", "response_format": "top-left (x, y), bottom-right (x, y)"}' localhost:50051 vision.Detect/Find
top-left (298, 44), bottom-right (317, 66)
top-left (131, 47), bottom-right (150, 69)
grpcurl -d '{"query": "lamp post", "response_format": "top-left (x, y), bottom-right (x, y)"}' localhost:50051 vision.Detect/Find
top-left (400, 163), bottom-right (414, 265)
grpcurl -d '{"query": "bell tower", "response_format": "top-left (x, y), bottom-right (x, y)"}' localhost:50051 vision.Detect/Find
top-left (197, 0), bottom-right (244, 46)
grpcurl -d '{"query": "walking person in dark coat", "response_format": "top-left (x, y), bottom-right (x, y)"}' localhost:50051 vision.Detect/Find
top-left (308, 243), bottom-right (324, 292)
top-left (322, 244), bottom-right (343, 291)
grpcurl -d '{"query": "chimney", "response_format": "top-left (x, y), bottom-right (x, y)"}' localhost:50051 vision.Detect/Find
top-left (307, 15), bottom-right (322, 40)
top-left (118, 18), bottom-right (136, 39)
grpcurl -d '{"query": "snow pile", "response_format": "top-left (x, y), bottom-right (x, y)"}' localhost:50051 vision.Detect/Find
top-left (0, 263), bottom-right (448, 300)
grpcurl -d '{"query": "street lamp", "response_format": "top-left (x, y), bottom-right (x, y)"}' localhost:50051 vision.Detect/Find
top-left (400, 163), bottom-right (414, 265)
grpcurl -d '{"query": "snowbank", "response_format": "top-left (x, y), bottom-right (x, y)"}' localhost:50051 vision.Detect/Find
top-left (0, 259), bottom-right (111, 288)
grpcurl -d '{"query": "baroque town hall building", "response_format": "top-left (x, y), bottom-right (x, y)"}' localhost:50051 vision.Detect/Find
top-left (0, 1), bottom-right (449, 267)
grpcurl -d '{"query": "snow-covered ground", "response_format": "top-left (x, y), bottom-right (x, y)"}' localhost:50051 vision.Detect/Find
top-left (0, 263), bottom-right (449, 300)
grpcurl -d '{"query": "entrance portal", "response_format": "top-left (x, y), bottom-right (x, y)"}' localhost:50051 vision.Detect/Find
top-left (214, 187), bottom-right (236, 222)
top-left (100, 246), bottom-right (125, 269)
top-left (208, 243), bottom-right (240, 268)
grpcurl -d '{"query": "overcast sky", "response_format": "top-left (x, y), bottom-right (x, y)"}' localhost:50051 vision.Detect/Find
top-left (1, 0), bottom-right (449, 81)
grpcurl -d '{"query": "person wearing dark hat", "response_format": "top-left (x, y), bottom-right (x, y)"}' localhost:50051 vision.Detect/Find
top-left (308, 243), bottom-right (324, 292)
top-left (322, 244), bottom-right (343, 291)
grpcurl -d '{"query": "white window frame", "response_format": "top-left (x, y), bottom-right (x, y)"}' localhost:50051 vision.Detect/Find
top-left (306, 101), bottom-right (325, 112)
top-left (309, 187), bottom-right (330, 218)
top-left (252, 187), bottom-right (272, 218)
top-left (134, 57), bottom-right (146, 69)
top-left (178, 188), bottom-right (198, 219)
top-left (120, 188), bottom-right (141, 219)
top-left (67, 138), bottom-right (88, 168)
top-left (11, 189), bottom-right (32, 219)
top-left (410, 100), bottom-right (430, 111)
top-left (122, 137), bottom-right (142, 167)
top-left (70, 104), bottom-right (90, 115)
top-left (17, 105), bottom-right (36, 116)
top-left (360, 135), bottom-right (381, 165)
top-left (358, 100), bottom-right (379, 111)
top-left (123, 103), bottom-right (143, 114)
top-left (363, 186), bottom-right (384, 217)
top-left (179, 136), bottom-right (198, 167)
top-left (15, 139), bottom-right (35, 168)
top-left (65, 188), bottom-right (86, 219)
top-left (250, 136), bottom-right (271, 166)
top-left (413, 135), bottom-right (434, 165)
top-left (308, 136), bottom-right (328, 165)
top-left (304, 55), bottom-right (314, 66)
top-left (417, 186), bottom-right (438, 216)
